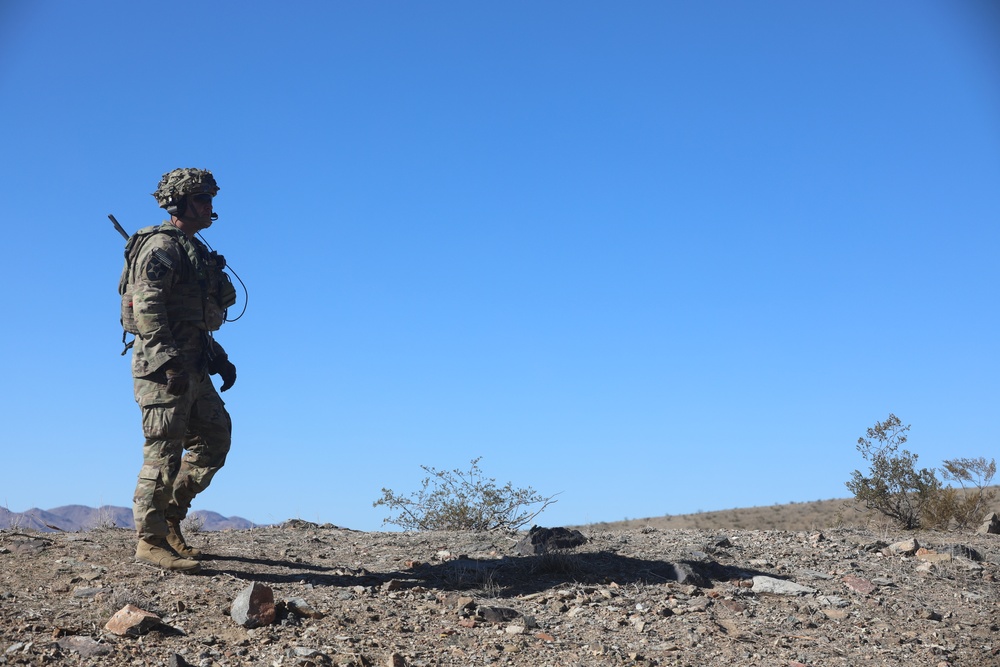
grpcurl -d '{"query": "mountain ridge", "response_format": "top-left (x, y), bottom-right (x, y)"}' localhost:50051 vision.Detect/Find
top-left (0, 505), bottom-right (257, 532)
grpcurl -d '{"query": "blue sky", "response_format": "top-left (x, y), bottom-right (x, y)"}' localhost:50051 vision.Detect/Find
top-left (1, 1), bottom-right (997, 530)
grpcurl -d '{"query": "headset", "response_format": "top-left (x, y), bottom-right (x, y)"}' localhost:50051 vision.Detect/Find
top-left (165, 195), bottom-right (219, 222)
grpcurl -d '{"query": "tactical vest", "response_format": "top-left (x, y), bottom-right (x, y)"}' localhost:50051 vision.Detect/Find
top-left (119, 224), bottom-right (237, 340)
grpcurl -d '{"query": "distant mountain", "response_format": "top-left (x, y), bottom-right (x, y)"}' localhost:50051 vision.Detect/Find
top-left (0, 505), bottom-right (258, 532)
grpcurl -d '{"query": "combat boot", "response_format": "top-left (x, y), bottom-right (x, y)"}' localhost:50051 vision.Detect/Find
top-left (166, 520), bottom-right (203, 559)
top-left (135, 537), bottom-right (200, 574)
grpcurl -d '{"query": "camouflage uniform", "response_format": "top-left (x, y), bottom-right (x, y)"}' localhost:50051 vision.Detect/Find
top-left (125, 220), bottom-right (234, 541)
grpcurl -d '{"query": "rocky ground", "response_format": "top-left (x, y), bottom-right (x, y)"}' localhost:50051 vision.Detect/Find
top-left (1, 522), bottom-right (997, 667)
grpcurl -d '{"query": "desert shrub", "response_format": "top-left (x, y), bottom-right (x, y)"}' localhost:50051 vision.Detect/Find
top-left (846, 414), bottom-right (940, 530)
top-left (373, 457), bottom-right (558, 532)
top-left (182, 513), bottom-right (205, 534)
top-left (90, 506), bottom-right (119, 530)
top-left (921, 487), bottom-right (961, 530)
top-left (923, 457), bottom-right (997, 529)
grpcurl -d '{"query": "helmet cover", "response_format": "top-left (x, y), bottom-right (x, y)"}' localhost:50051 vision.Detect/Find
top-left (152, 168), bottom-right (220, 208)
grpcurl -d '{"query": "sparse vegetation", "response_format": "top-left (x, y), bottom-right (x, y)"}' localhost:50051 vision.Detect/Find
top-left (182, 513), bottom-right (205, 534)
top-left (91, 506), bottom-right (119, 530)
top-left (847, 414), bottom-right (997, 531)
top-left (923, 457), bottom-right (997, 530)
top-left (373, 457), bottom-right (558, 532)
top-left (2, 502), bottom-right (24, 533)
top-left (846, 414), bottom-right (939, 529)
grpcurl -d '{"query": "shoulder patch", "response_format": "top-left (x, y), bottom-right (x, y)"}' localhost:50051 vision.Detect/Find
top-left (145, 248), bottom-right (175, 281)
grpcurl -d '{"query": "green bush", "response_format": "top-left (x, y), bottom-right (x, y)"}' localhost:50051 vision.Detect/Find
top-left (846, 414), bottom-right (940, 530)
top-left (847, 415), bottom-right (997, 531)
top-left (373, 457), bottom-right (558, 532)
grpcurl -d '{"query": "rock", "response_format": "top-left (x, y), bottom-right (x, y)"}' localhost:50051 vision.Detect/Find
top-left (437, 592), bottom-right (476, 611)
top-left (977, 512), bottom-right (1000, 535)
top-left (231, 582), bottom-right (277, 629)
top-left (515, 526), bottom-right (587, 555)
top-left (667, 561), bottom-right (711, 588)
top-left (750, 576), bottom-right (817, 596)
top-left (478, 606), bottom-right (521, 624)
top-left (72, 586), bottom-right (104, 598)
top-left (168, 654), bottom-right (194, 667)
top-left (916, 549), bottom-right (952, 564)
top-left (942, 544), bottom-right (983, 561)
top-left (56, 636), bottom-right (112, 657)
top-left (719, 599), bottom-right (746, 614)
top-left (104, 604), bottom-right (164, 637)
top-left (286, 597), bottom-right (324, 619)
top-left (863, 540), bottom-right (890, 553)
top-left (10, 538), bottom-right (49, 555)
top-left (816, 595), bottom-right (847, 608)
top-left (288, 646), bottom-right (331, 664)
top-left (888, 538), bottom-right (919, 556)
top-left (382, 579), bottom-right (403, 592)
top-left (686, 597), bottom-right (711, 612)
top-left (842, 575), bottom-right (876, 596)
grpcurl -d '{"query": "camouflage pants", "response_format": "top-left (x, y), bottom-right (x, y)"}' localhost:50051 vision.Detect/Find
top-left (131, 369), bottom-right (231, 539)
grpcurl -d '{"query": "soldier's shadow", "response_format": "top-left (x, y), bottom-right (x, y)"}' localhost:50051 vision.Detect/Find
top-left (388, 551), bottom-right (771, 598)
top-left (201, 549), bottom-right (771, 596)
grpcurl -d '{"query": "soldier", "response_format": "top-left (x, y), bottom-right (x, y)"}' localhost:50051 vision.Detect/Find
top-left (120, 168), bottom-right (238, 573)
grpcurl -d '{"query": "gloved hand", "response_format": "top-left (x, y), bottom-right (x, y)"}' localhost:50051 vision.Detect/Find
top-left (209, 355), bottom-right (237, 392)
top-left (165, 367), bottom-right (190, 396)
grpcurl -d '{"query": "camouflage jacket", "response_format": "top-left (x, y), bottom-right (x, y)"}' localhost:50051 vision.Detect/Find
top-left (121, 222), bottom-right (231, 378)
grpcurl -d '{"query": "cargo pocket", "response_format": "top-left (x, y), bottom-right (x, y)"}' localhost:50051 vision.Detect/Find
top-left (133, 463), bottom-right (162, 506)
top-left (137, 463), bottom-right (162, 484)
top-left (142, 404), bottom-right (188, 440)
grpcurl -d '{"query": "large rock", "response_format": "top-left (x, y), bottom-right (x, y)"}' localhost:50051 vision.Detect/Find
top-left (515, 526), bottom-right (586, 555)
top-left (231, 582), bottom-right (276, 629)
top-left (104, 605), bottom-right (163, 637)
top-left (977, 512), bottom-right (1000, 535)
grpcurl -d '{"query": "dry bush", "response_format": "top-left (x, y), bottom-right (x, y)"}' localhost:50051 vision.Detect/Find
top-left (923, 457), bottom-right (997, 529)
top-left (182, 513), bottom-right (205, 534)
top-left (374, 457), bottom-right (558, 532)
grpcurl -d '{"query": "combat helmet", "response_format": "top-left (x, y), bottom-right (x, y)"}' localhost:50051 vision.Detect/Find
top-left (152, 168), bottom-right (220, 217)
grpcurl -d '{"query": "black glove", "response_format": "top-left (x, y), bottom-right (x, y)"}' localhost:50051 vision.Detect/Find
top-left (164, 367), bottom-right (190, 396)
top-left (209, 355), bottom-right (237, 392)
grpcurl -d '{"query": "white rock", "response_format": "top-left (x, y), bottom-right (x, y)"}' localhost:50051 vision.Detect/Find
top-left (751, 576), bottom-right (817, 596)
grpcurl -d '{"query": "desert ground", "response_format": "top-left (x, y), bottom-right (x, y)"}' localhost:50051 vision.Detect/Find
top-left (2, 503), bottom-right (998, 667)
